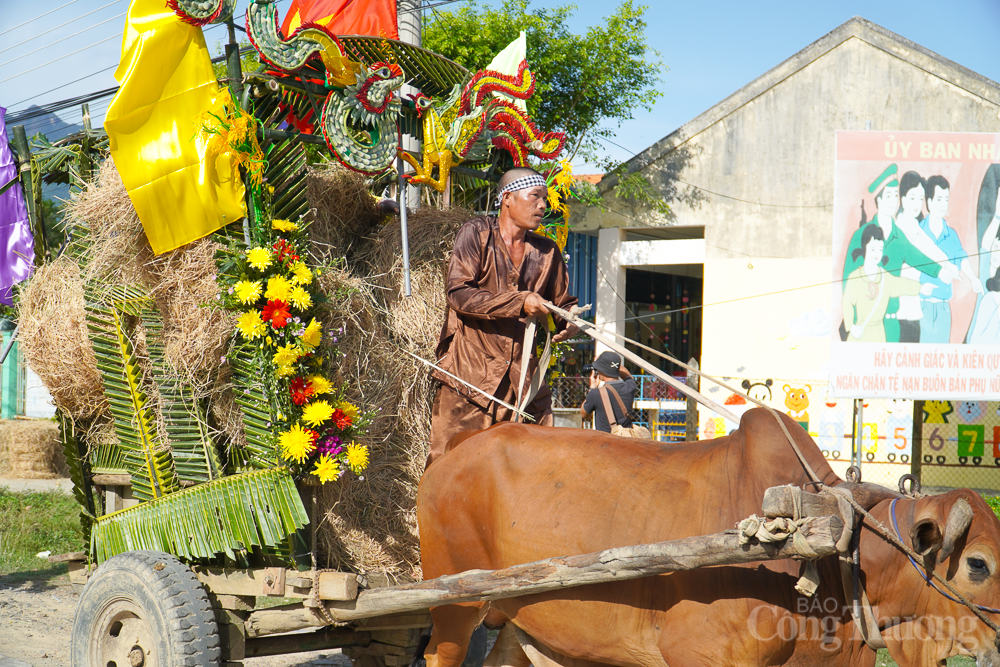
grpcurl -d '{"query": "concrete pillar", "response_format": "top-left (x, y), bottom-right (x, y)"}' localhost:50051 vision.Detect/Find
top-left (595, 227), bottom-right (626, 356)
top-left (396, 0), bottom-right (422, 209)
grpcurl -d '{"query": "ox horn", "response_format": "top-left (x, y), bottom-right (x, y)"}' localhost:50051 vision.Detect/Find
top-left (938, 498), bottom-right (974, 562)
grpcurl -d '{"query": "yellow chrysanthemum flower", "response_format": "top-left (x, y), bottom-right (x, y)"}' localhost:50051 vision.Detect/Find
top-left (273, 343), bottom-right (301, 367)
top-left (312, 454), bottom-right (340, 483)
top-left (302, 400), bottom-right (334, 428)
top-left (275, 363), bottom-right (296, 378)
top-left (308, 375), bottom-right (332, 394)
top-left (272, 219), bottom-right (298, 232)
top-left (234, 280), bottom-right (263, 305)
top-left (346, 442), bottom-right (369, 474)
top-left (289, 261), bottom-right (313, 285)
top-left (236, 310), bottom-right (266, 340)
top-left (338, 401), bottom-right (358, 420)
top-left (264, 275), bottom-right (292, 302)
top-left (247, 247), bottom-right (272, 270)
top-left (300, 318), bottom-right (322, 349)
top-left (289, 286), bottom-right (312, 310)
top-left (279, 424), bottom-right (315, 463)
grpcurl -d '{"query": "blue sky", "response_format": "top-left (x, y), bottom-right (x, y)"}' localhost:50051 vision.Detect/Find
top-left (1, 0), bottom-right (998, 171)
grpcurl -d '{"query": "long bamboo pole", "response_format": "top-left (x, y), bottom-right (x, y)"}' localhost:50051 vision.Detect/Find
top-left (245, 515), bottom-right (843, 637)
top-left (544, 302), bottom-right (740, 422)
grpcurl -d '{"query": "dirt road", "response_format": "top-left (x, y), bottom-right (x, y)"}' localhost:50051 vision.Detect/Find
top-left (0, 575), bottom-right (352, 667)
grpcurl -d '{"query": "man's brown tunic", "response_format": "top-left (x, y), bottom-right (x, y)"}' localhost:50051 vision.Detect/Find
top-left (428, 215), bottom-right (578, 463)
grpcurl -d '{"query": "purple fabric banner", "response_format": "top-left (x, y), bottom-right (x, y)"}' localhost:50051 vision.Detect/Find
top-left (0, 105), bottom-right (35, 306)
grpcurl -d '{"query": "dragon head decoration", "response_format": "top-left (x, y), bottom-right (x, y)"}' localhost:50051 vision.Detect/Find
top-left (348, 62), bottom-right (404, 124)
top-left (409, 93), bottom-right (435, 117)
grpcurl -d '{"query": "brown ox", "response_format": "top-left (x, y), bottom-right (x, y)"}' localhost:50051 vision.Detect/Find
top-left (417, 408), bottom-right (1000, 667)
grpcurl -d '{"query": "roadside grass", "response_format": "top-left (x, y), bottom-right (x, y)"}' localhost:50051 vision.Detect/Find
top-left (876, 649), bottom-right (974, 665)
top-left (0, 488), bottom-right (84, 585)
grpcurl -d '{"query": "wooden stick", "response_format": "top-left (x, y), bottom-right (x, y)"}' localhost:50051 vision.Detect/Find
top-left (244, 515), bottom-right (843, 636)
top-left (544, 302), bottom-right (740, 422)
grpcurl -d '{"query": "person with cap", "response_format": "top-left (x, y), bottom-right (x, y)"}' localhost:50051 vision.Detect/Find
top-left (841, 163), bottom-right (959, 343)
top-left (579, 351), bottom-right (638, 433)
top-left (427, 166), bottom-right (579, 467)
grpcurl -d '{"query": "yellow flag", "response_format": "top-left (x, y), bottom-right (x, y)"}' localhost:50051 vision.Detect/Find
top-left (105, 0), bottom-right (245, 255)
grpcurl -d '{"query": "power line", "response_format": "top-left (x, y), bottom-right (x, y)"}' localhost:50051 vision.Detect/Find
top-left (595, 134), bottom-right (832, 210)
top-left (6, 64), bottom-right (117, 109)
top-left (0, 0), bottom-right (124, 56)
top-left (0, 13), bottom-right (125, 69)
top-left (0, 0), bottom-right (85, 38)
top-left (0, 31), bottom-right (122, 85)
top-left (8, 87), bottom-right (119, 124)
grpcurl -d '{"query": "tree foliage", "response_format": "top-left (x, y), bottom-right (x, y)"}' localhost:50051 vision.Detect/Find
top-left (423, 0), bottom-right (663, 167)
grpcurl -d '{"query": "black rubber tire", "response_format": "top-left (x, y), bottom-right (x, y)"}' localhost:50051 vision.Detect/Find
top-left (71, 550), bottom-right (221, 667)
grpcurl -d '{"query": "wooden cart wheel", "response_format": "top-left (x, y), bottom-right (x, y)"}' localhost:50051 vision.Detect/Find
top-left (71, 550), bottom-right (221, 667)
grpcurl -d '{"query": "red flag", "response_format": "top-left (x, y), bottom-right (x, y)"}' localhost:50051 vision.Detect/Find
top-left (281, 0), bottom-right (398, 39)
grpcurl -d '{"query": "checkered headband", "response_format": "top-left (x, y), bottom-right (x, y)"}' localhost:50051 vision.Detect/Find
top-left (494, 174), bottom-right (547, 208)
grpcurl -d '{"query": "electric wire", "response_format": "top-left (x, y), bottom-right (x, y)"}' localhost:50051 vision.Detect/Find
top-left (0, 0), bottom-right (124, 56)
top-left (6, 64), bottom-right (118, 109)
top-left (596, 134), bottom-right (832, 209)
top-left (7, 45), bottom-right (253, 121)
top-left (0, 0), bottom-right (85, 38)
top-left (0, 13), bottom-right (125, 69)
top-left (0, 32), bottom-right (122, 85)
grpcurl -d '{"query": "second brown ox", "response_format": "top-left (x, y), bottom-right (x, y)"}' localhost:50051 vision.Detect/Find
top-left (417, 408), bottom-right (1000, 667)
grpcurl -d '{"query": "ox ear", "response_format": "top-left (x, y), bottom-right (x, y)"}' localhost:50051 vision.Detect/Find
top-left (909, 518), bottom-right (944, 557)
top-left (938, 498), bottom-right (974, 562)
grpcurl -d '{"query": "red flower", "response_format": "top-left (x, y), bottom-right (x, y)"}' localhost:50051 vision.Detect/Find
top-left (306, 428), bottom-right (320, 444)
top-left (332, 409), bottom-right (352, 430)
top-left (273, 239), bottom-right (300, 263)
top-left (290, 377), bottom-right (315, 406)
top-left (261, 299), bottom-right (291, 328)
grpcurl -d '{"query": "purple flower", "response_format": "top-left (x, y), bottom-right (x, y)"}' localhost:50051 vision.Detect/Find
top-left (316, 433), bottom-right (343, 456)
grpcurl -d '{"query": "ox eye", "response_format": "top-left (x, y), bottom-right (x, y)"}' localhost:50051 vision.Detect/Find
top-left (378, 67), bottom-right (391, 78)
top-left (968, 557), bottom-right (990, 576)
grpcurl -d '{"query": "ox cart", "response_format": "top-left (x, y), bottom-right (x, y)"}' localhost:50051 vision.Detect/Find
top-left (60, 484), bottom-right (848, 665)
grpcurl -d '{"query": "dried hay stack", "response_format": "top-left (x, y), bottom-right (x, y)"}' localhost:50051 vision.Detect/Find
top-left (0, 419), bottom-right (65, 479)
top-left (17, 155), bottom-right (473, 578)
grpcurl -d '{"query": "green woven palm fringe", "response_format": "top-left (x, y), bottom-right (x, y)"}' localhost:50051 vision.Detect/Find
top-left (91, 467), bottom-right (309, 563)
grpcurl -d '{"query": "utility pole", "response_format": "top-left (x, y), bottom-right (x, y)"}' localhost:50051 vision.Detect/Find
top-left (397, 0), bottom-right (421, 211)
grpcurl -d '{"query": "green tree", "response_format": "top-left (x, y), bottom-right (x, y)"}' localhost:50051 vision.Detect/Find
top-left (423, 0), bottom-right (663, 167)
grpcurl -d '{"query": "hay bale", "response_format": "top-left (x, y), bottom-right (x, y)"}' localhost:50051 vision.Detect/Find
top-left (17, 256), bottom-right (106, 422)
top-left (307, 161), bottom-right (388, 263)
top-left (1, 419), bottom-right (65, 479)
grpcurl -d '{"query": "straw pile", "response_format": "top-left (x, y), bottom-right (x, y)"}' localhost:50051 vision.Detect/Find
top-left (18, 155), bottom-right (475, 577)
top-left (0, 419), bottom-right (65, 479)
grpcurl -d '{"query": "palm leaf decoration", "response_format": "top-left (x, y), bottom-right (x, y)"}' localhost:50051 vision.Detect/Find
top-left (263, 135), bottom-right (310, 223)
top-left (91, 467), bottom-right (309, 563)
top-left (58, 413), bottom-right (96, 543)
top-left (229, 343), bottom-right (279, 469)
top-left (84, 283), bottom-right (179, 501)
top-left (143, 313), bottom-right (223, 483)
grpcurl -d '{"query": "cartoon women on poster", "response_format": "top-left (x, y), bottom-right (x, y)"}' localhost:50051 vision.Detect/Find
top-left (830, 131), bottom-right (1000, 401)
top-left (967, 168), bottom-right (1000, 344)
top-left (842, 224), bottom-right (934, 342)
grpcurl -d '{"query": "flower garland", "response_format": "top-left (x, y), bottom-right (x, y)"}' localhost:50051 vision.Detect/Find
top-left (222, 216), bottom-right (372, 483)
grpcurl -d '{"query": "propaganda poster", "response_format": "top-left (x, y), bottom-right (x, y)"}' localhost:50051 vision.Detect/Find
top-left (830, 131), bottom-right (1000, 399)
